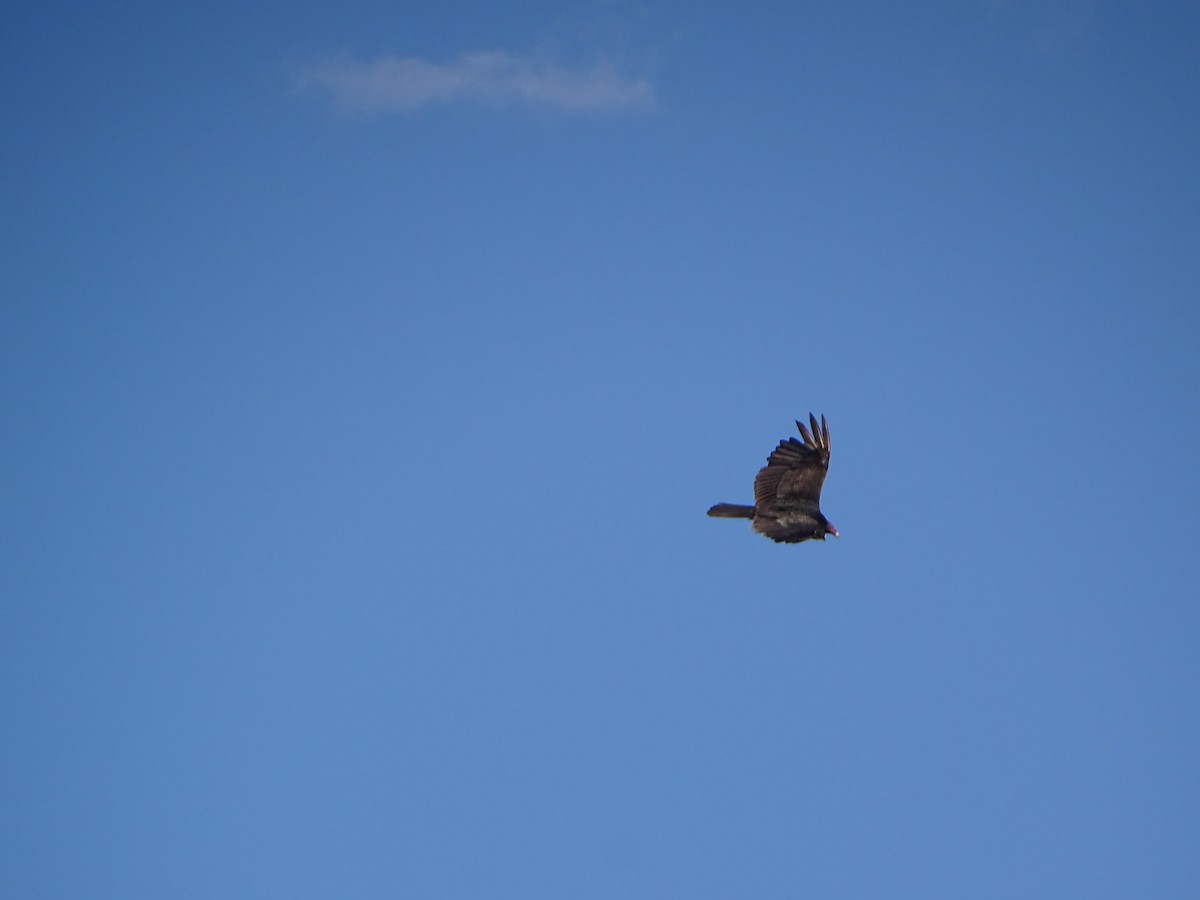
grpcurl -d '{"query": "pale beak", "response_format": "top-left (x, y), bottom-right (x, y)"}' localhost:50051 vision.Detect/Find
top-left (827, 524), bottom-right (839, 538)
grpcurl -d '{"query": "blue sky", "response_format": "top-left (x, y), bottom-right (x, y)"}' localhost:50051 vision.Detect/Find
top-left (3, 1), bottom-right (1199, 896)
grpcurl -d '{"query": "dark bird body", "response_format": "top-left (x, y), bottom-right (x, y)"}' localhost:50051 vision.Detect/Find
top-left (707, 413), bottom-right (838, 543)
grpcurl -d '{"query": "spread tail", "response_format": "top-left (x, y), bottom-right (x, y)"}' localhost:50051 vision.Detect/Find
top-left (707, 503), bottom-right (755, 519)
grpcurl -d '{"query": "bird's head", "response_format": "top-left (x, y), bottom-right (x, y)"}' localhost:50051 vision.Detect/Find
top-left (818, 518), bottom-right (839, 540)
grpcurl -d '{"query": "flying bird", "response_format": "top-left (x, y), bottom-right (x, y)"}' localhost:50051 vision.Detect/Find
top-left (707, 413), bottom-right (839, 543)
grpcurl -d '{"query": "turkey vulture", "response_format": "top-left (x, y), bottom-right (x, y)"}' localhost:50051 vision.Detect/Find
top-left (707, 413), bottom-right (839, 543)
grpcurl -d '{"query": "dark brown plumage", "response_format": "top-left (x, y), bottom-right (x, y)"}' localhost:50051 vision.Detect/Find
top-left (707, 413), bottom-right (838, 543)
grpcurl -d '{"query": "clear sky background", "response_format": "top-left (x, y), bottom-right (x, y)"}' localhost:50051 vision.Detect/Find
top-left (3, 1), bottom-right (1199, 897)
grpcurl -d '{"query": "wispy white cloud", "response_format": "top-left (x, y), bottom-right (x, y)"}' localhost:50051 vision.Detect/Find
top-left (297, 51), bottom-right (654, 114)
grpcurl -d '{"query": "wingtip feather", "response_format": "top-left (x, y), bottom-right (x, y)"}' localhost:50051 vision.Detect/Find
top-left (796, 418), bottom-right (815, 449)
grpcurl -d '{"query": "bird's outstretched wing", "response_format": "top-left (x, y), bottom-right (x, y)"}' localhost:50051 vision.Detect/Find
top-left (752, 413), bottom-right (830, 513)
